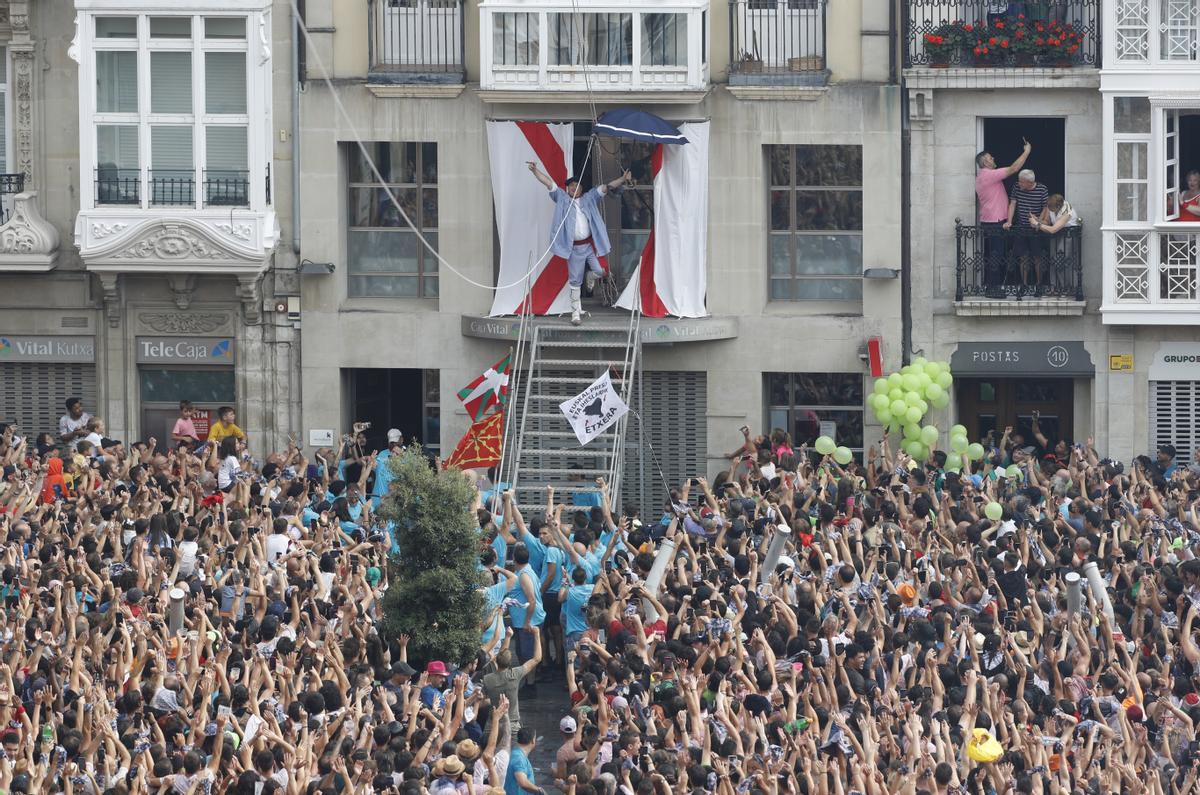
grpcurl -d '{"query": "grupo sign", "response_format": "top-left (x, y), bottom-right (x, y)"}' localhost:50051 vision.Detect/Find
top-left (0, 335), bottom-right (95, 363)
top-left (135, 337), bottom-right (235, 365)
top-left (1148, 342), bottom-right (1200, 381)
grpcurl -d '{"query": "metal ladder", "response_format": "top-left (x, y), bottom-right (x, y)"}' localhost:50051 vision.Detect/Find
top-left (503, 319), bottom-right (641, 516)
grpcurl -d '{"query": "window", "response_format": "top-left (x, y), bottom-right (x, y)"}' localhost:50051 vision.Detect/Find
top-left (492, 12), bottom-right (539, 66)
top-left (90, 14), bottom-right (254, 209)
top-left (549, 13), bottom-right (632, 66)
top-left (1160, 0), bottom-right (1200, 61)
top-left (348, 368), bottom-right (441, 453)
top-left (765, 372), bottom-right (864, 455)
top-left (347, 142), bottom-right (439, 298)
top-left (1151, 380), bottom-right (1200, 455)
top-left (768, 144), bottom-right (863, 301)
top-left (641, 14), bottom-right (687, 67)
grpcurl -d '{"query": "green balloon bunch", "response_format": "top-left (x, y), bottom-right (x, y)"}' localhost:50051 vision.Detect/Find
top-left (868, 358), bottom-right (954, 463)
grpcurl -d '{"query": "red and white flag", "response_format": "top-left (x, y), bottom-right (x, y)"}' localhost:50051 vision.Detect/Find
top-left (487, 121), bottom-right (575, 316)
top-left (616, 122), bottom-right (709, 318)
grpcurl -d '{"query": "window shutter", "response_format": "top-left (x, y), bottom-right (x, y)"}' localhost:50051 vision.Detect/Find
top-left (205, 52), bottom-right (247, 114)
top-left (206, 126), bottom-right (247, 171)
top-left (1150, 380), bottom-right (1200, 454)
top-left (97, 125), bottom-right (139, 169)
top-left (150, 52), bottom-right (192, 114)
top-left (621, 371), bottom-right (707, 513)
top-left (0, 364), bottom-right (98, 439)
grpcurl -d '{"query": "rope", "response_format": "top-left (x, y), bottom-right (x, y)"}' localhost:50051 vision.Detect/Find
top-left (290, 0), bottom-right (596, 293)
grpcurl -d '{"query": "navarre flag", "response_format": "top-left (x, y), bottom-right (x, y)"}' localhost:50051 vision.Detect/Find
top-left (559, 372), bottom-right (629, 446)
top-left (615, 122), bottom-right (710, 318)
top-left (457, 354), bottom-right (512, 421)
top-left (486, 121), bottom-right (576, 316)
top-left (444, 411), bottom-right (505, 471)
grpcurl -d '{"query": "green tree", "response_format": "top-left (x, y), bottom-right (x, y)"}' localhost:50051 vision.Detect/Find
top-left (377, 446), bottom-right (484, 667)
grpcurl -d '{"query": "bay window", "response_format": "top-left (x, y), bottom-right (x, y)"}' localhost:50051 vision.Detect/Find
top-left (81, 11), bottom-right (268, 212)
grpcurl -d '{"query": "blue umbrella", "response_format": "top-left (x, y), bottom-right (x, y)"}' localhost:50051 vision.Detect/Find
top-left (594, 109), bottom-right (688, 145)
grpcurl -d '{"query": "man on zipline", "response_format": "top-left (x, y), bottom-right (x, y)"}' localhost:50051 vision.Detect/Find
top-left (526, 161), bottom-right (632, 325)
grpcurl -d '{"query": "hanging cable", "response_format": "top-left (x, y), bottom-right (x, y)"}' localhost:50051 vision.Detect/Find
top-left (289, 0), bottom-right (597, 293)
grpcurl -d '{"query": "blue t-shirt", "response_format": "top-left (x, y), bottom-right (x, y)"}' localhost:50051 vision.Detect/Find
top-left (505, 747), bottom-right (535, 795)
top-left (572, 490), bottom-right (603, 508)
top-left (507, 565), bottom-right (546, 628)
top-left (420, 684), bottom-right (442, 709)
top-left (543, 546), bottom-right (566, 594)
top-left (522, 530), bottom-right (548, 581)
top-left (563, 584), bottom-right (594, 635)
top-left (371, 449), bottom-right (395, 507)
top-left (481, 580), bottom-right (508, 647)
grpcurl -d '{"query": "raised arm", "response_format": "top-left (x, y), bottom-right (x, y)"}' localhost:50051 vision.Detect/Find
top-left (526, 161), bottom-right (557, 191)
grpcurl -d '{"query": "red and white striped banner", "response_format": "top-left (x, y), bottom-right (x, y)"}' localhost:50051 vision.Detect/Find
top-left (616, 122), bottom-right (709, 318)
top-left (487, 121), bottom-right (575, 316)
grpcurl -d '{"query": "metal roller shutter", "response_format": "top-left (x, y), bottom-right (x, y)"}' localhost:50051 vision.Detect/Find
top-left (0, 364), bottom-right (98, 438)
top-left (1149, 380), bottom-right (1200, 455)
top-left (621, 371), bottom-right (707, 516)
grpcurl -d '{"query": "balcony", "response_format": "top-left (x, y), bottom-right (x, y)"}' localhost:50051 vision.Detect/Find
top-left (478, 0), bottom-right (709, 103)
top-left (904, 0), bottom-right (1100, 88)
top-left (728, 0), bottom-right (827, 86)
top-left (0, 182), bottom-right (61, 273)
top-left (954, 221), bottom-right (1085, 315)
top-left (367, 0), bottom-right (466, 85)
top-left (75, 165), bottom-right (278, 279)
top-left (1102, 230), bottom-right (1200, 324)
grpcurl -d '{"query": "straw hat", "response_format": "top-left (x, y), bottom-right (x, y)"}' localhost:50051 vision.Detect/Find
top-left (442, 756), bottom-right (465, 777)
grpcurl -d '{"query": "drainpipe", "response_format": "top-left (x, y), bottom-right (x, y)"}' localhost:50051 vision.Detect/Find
top-left (291, 0), bottom-right (303, 256)
top-left (899, 2), bottom-right (912, 367)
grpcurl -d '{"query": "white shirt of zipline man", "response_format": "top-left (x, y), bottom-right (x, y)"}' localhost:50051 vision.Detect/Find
top-left (560, 372), bottom-right (628, 445)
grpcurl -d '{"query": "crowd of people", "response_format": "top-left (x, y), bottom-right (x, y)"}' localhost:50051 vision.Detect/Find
top-left (2, 396), bottom-right (1200, 795)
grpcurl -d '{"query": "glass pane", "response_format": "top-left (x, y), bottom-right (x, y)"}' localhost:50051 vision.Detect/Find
top-left (423, 277), bottom-right (439, 298)
top-left (424, 406), bottom-right (441, 445)
top-left (424, 371), bottom-right (440, 403)
top-left (421, 142), bottom-right (438, 183)
top-left (422, 188), bottom-right (439, 228)
top-left (549, 13), bottom-right (632, 66)
top-left (769, 409), bottom-right (789, 433)
top-left (793, 146), bottom-right (862, 187)
top-left (1014, 382), bottom-right (1062, 402)
top-left (0, 46), bottom-right (6, 84)
top-left (766, 373), bottom-right (790, 405)
top-left (348, 275), bottom-right (420, 298)
top-left (793, 234), bottom-right (863, 275)
top-left (793, 409), bottom-right (864, 450)
top-left (791, 278), bottom-right (863, 301)
top-left (770, 190), bottom-right (791, 230)
top-left (96, 125), bottom-right (139, 169)
top-left (979, 382), bottom-right (996, 401)
top-left (150, 17), bottom-right (192, 38)
top-left (1113, 97), bottom-right (1151, 133)
top-left (349, 187), bottom-right (418, 227)
top-left (96, 52), bottom-right (138, 113)
top-left (793, 191), bottom-right (863, 231)
top-left (151, 126), bottom-right (193, 170)
top-left (140, 368), bottom-right (236, 403)
top-left (348, 230), bottom-right (435, 274)
top-left (769, 235), bottom-right (791, 275)
top-left (769, 279), bottom-right (793, 300)
top-left (96, 17), bottom-right (137, 38)
top-left (492, 12), bottom-right (540, 66)
top-left (621, 190), bottom-right (653, 230)
top-left (350, 143), bottom-right (417, 185)
top-left (641, 14), bottom-right (686, 66)
top-left (205, 17), bottom-right (246, 39)
top-left (206, 126), bottom-right (247, 171)
top-left (792, 373), bottom-right (862, 407)
top-left (768, 145), bottom-right (791, 186)
top-left (151, 52), bottom-right (192, 114)
top-left (1117, 142), bottom-right (1147, 180)
top-left (618, 231), bottom-right (650, 284)
top-left (1117, 183), bottom-right (1147, 222)
top-left (205, 53), bottom-right (247, 114)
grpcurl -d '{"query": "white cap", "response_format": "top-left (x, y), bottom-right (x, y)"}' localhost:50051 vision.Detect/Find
top-left (560, 716), bottom-right (577, 733)
top-left (386, 428), bottom-right (403, 443)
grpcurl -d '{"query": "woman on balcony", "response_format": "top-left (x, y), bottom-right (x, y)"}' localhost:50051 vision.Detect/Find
top-left (1177, 170), bottom-right (1200, 221)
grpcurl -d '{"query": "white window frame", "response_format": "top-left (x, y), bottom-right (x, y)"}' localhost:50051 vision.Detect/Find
top-left (76, 5), bottom-right (271, 213)
top-left (1, 47), bottom-right (10, 175)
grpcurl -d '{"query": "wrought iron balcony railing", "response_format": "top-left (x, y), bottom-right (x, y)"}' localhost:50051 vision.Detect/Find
top-left (728, 0), bottom-right (827, 84)
top-left (904, 0), bottom-right (1100, 69)
top-left (956, 221), bottom-right (1083, 301)
top-left (368, 0), bottom-right (465, 83)
top-left (0, 173), bottom-right (25, 224)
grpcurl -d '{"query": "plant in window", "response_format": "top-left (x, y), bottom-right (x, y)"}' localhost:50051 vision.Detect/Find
top-left (970, 25), bottom-right (1010, 66)
top-left (1006, 17), bottom-right (1040, 65)
top-left (1037, 19), bottom-right (1083, 65)
top-left (922, 21), bottom-right (963, 65)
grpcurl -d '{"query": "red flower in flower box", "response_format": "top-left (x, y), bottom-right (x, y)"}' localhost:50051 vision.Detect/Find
top-left (994, 20), bottom-right (1005, 29)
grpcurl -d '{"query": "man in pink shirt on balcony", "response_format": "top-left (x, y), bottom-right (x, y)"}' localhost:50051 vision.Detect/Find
top-left (975, 138), bottom-right (1032, 293)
